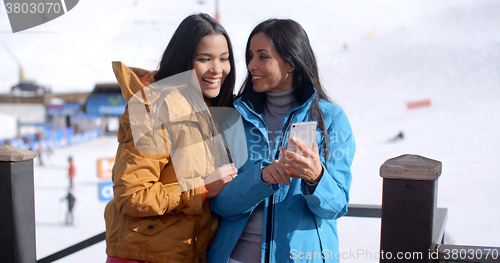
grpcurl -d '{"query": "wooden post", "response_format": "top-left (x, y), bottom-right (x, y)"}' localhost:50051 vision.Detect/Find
top-left (379, 154), bottom-right (442, 263)
top-left (0, 145), bottom-right (38, 263)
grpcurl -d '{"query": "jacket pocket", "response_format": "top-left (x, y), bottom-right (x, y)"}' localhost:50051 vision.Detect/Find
top-left (127, 213), bottom-right (183, 236)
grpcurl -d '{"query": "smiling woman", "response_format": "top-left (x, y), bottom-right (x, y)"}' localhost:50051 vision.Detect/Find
top-left (154, 14), bottom-right (236, 108)
top-left (247, 32), bottom-right (294, 94)
top-left (104, 13), bottom-right (238, 263)
top-left (208, 18), bottom-right (355, 263)
top-left (193, 34), bottom-right (231, 99)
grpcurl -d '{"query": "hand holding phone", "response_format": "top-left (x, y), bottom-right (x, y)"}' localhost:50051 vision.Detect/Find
top-left (280, 121), bottom-right (323, 184)
top-left (286, 121), bottom-right (317, 156)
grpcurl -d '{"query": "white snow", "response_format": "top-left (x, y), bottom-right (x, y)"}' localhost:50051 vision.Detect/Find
top-left (0, 112), bottom-right (17, 139)
top-left (0, 0), bottom-right (498, 262)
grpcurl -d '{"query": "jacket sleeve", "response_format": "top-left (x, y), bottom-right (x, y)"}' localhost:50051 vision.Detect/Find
top-left (210, 159), bottom-right (276, 221)
top-left (111, 109), bottom-right (202, 217)
top-left (112, 143), bottom-right (186, 217)
top-left (300, 108), bottom-right (355, 219)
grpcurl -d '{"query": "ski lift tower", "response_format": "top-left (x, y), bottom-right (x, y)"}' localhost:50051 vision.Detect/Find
top-left (0, 40), bottom-right (24, 83)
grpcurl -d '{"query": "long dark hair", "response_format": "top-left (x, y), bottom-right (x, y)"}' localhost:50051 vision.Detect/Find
top-left (238, 18), bottom-right (331, 165)
top-left (154, 13), bottom-right (235, 107)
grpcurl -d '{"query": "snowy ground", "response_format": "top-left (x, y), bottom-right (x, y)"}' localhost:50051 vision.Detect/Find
top-left (33, 137), bottom-right (117, 261)
top-left (1, 0), bottom-right (499, 262)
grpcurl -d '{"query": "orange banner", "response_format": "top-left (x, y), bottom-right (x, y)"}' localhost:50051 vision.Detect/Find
top-left (97, 158), bottom-right (115, 179)
top-left (407, 99), bottom-right (431, 109)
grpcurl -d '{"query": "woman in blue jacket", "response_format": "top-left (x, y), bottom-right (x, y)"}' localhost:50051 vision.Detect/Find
top-left (208, 18), bottom-right (355, 263)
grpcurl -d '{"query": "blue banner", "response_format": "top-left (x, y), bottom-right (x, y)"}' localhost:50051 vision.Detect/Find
top-left (98, 181), bottom-right (114, 202)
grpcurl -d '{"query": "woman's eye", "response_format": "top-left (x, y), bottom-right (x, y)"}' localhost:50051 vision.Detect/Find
top-left (259, 56), bottom-right (269, 60)
top-left (198, 58), bottom-right (209, 62)
top-left (221, 57), bottom-right (229, 61)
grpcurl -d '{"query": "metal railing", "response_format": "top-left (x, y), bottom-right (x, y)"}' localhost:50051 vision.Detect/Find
top-left (34, 203), bottom-right (382, 263)
top-left (37, 232), bottom-right (105, 263)
top-left (2, 146), bottom-right (499, 263)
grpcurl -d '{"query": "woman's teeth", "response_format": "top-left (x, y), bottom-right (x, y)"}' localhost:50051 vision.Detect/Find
top-left (203, 78), bottom-right (220, 84)
top-left (253, 76), bottom-right (264, 80)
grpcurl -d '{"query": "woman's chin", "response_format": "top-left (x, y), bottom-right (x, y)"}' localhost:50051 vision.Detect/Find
top-left (202, 89), bottom-right (221, 99)
top-left (252, 86), bottom-right (267, 93)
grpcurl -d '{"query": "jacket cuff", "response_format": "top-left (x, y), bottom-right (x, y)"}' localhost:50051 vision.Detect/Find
top-left (262, 159), bottom-right (272, 167)
top-left (302, 179), bottom-right (319, 195)
top-left (164, 183), bottom-right (182, 213)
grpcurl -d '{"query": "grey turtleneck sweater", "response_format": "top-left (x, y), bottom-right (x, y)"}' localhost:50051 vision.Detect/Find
top-left (230, 88), bottom-right (299, 263)
top-left (263, 88), bottom-right (301, 151)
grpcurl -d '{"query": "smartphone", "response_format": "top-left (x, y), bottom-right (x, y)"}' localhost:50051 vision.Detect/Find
top-left (286, 121), bottom-right (317, 155)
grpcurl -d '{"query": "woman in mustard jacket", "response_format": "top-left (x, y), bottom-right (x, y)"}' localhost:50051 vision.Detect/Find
top-left (104, 13), bottom-right (237, 263)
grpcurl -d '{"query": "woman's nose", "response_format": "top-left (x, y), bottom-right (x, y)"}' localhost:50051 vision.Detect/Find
top-left (247, 57), bottom-right (257, 72)
top-left (209, 61), bottom-right (223, 74)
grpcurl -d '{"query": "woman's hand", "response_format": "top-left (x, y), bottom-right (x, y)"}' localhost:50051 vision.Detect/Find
top-left (262, 159), bottom-right (291, 186)
top-left (204, 163), bottom-right (238, 199)
top-left (278, 132), bottom-right (323, 184)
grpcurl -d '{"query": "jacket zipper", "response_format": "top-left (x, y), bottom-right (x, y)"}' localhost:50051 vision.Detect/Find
top-left (264, 113), bottom-right (295, 263)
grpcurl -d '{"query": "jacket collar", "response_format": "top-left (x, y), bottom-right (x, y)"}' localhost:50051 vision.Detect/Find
top-left (235, 84), bottom-right (316, 116)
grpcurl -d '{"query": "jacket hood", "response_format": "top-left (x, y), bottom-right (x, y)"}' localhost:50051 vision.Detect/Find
top-left (112, 61), bottom-right (157, 103)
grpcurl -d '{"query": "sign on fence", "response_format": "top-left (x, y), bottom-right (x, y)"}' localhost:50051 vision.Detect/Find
top-left (99, 181), bottom-right (114, 202)
top-left (97, 158), bottom-right (114, 179)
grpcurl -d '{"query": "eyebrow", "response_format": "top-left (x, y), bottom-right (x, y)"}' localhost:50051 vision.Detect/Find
top-left (195, 51), bottom-right (230, 56)
top-left (257, 49), bottom-right (270, 53)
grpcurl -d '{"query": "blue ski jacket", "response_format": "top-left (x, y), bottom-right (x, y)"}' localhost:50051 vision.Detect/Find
top-left (208, 85), bottom-right (355, 263)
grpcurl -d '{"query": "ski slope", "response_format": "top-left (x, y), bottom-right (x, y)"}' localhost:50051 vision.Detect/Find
top-left (1, 0), bottom-right (499, 262)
